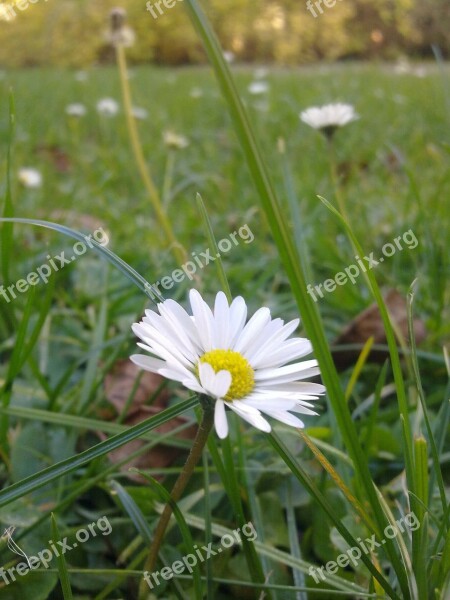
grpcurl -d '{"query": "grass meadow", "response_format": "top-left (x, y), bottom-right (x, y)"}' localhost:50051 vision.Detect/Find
top-left (0, 49), bottom-right (449, 600)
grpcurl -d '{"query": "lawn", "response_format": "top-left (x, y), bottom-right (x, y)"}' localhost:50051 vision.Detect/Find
top-left (0, 59), bottom-right (449, 599)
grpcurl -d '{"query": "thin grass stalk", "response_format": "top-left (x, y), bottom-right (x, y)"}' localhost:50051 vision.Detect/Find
top-left (181, 2), bottom-right (410, 595)
top-left (115, 44), bottom-right (185, 265)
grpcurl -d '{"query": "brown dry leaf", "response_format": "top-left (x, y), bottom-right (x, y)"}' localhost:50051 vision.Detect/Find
top-left (101, 360), bottom-right (197, 482)
top-left (104, 359), bottom-right (169, 415)
top-left (36, 144), bottom-right (72, 173)
top-left (332, 289), bottom-right (426, 371)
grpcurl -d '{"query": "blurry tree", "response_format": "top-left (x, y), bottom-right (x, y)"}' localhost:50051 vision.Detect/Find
top-left (0, 0), bottom-right (448, 68)
top-left (409, 0), bottom-right (450, 57)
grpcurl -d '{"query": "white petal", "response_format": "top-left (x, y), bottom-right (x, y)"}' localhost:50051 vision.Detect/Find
top-left (159, 365), bottom-right (195, 383)
top-left (214, 399), bottom-right (229, 439)
top-left (189, 289), bottom-right (215, 350)
top-left (245, 318), bottom-right (299, 363)
top-left (158, 302), bottom-right (201, 357)
top-left (181, 377), bottom-right (205, 394)
top-left (255, 360), bottom-right (319, 382)
top-left (261, 382), bottom-right (326, 394)
top-left (252, 339), bottom-right (312, 369)
top-left (234, 307), bottom-right (271, 354)
top-left (243, 318), bottom-right (284, 360)
top-left (198, 363), bottom-right (232, 399)
top-left (228, 296), bottom-right (248, 348)
top-left (159, 299), bottom-right (204, 352)
top-left (290, 404), bottom-right (319, 416)
top-left (262, 409), bottom-right (305, 429)
top-left (133, 321), bottom-right (195, 368)
top-left (213, 292), bottom-right (230, 348)
top-left (241, 397), bottom-right (297, 411)
top-left (229, 403), bottom-right (272, 433)
top-left (130, 354), bottom-right (166, 372)
top-left (250, 389), bottom-right (319, 401)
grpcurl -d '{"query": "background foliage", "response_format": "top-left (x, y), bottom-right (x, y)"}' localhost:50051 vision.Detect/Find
top-left (0, 0), bottom-right (449, 68)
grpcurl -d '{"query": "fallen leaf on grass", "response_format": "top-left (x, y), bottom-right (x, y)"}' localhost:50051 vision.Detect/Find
top-left (332, 289), bottom-right (426, 371)
top-left (100, 361), bottom-right (197, 482)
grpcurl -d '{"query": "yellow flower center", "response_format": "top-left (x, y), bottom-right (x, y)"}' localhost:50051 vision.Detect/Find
top-left (198, 349), bottom-right (255, 401)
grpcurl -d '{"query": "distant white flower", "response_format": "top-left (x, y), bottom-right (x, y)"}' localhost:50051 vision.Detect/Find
top-left (65, 103), bottom-right (87, 117)
top-left (300, 103), bottom-right (359, 136)
top-left (393, 59), bottom-right (412, 75)
top-left (248, 81), bottom-right (269, 95)
top-left (18, 168), bottom-right (42, 188)
top-left (190, 87), bottom-right (204, 99)
top-left (96, 98), bottom-right (119, 117)
top-left (75, 71), bottom-right (88, 83)
top-left (163, 131), bottom-right (189, 150)
top-left (223, 51), bottom-right (235, 64)
top-left (253, 67), bottom-right (268, 79)
top-left (414, 66), bottom-right (427, 78)
top-left (131, 290), bottom-right (324, 439)
top-left (131, 106), bottom-right (148, 120)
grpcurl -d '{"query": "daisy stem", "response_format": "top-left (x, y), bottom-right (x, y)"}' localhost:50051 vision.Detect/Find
top-left (138, 397), bottom-right (215, 599)
top-left (327, 136), bottom-right (350, 226)
top-left (115, 44), bottom-right (186, 265)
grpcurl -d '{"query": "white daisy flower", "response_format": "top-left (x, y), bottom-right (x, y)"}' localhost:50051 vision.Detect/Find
top-left (18, 168), bottom-right (42, 188)
top-left (300, 103), bottom-right (359, 136)
top-left (163, 131), bottom-right (190, 150)
top-left (189, 87), bottom-right (204, 99)
top-left (75, 70), bottom-right (88, 82)
top-left (223, 51), bottom-right (235, 64)
top-left (96, 98), bottom-right (119, 117)
top-left (131, 106), bottom-right (148, 120)
top-left (131, 290), bottom-right (324, 439)
top-left (65, 103), bottom-right (87, 117)
top-left (253, 67), bottom-right (269, 80)
top-left (248, 81), bottom-right (269, 95)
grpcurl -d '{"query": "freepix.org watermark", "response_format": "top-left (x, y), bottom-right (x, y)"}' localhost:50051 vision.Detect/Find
top-left (306, 229), bottom-right (418, 302)
top-left (144, 521), bottom-right (258, 589)
top-left (146, 0), bottom-right (183, 20)
top-left (306, 0), bottom-right (344, 18)
top-left (0, 516), bottom-right (112, 586)
top-left (0, 227), bottom-right (110, 303)
top-left (309, 512), bottom-right (420, 584)
top-left (145, 224), bottom-right (254, 300)
top-left (0, 0), bottom-right (48, 22)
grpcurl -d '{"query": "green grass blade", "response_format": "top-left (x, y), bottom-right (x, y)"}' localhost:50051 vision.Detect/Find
top-left (408, 282), bottom-right (448, 527)
top-left (196, 193), bottom-right (232, 302)
top-left (221, 433), bottom-right (271, 595)
top-left (51, 513), bottom-right (74, 600)
top-left (182, 2), bottom-right (409, 593)
top-left (110, 480), bottom-right (153, 544)
top-left (175, 511), bottom-right (371, 595)
top-left (0, 218), bottom-right (164, 303)
top-left (268, 432), bottom-right (402, 600)
top-left (412, 437), bottom-right (428, 599)
top-left (0, 405), bottom-right (192, 449)
top-left (202, 450), bottom-right (213, 599)
top-left (0, 396), bottom-right (199, 508)
top-left (1, 91), bottom-right (16, 287)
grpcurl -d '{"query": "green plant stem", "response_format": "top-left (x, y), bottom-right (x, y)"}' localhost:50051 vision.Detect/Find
top-left (138, 398), bottom-right (215, 599)
top-left (115, 44), bottom-right (185, 265)
top-left (327, 136), bottom-right (350, 225)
